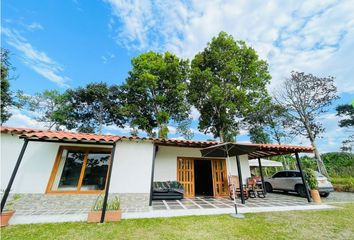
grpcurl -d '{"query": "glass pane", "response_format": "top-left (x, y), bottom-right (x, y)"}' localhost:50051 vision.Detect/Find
top-left (81, 151), bottom-right (110, 190)
top-left (52, 150), bottom-right (85, 191)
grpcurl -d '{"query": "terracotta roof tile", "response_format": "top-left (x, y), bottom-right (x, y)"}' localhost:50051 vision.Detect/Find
top-left (0, 126), bottom-right (44, 134)
top-left (20, 131), bottom-right (120, 143)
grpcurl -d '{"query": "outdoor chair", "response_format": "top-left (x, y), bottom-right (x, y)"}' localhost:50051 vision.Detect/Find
top-left (247, 177), bottom-right (266, 198)
top-left (228, 176), bottom-right (249, 200)
top-left (152, 181), bottom-right (184, 200)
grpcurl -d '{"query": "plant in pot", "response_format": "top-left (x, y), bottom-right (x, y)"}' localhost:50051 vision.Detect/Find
top-left (87, 194), bottom-right (121, 223)
top-left (304, 169), bottom-right (321, 204)
top-left (1, 194), bottom-right (21, 227)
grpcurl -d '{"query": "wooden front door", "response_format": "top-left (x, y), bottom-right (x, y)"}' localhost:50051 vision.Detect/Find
top-left (177, 158), bottom-right (195, 197)
top-left (177, 157), bottom-right (229, 198)
top-left (211, 159), bottom-right (229, 196)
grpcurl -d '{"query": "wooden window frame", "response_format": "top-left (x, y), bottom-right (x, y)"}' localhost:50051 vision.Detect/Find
top-left (46, 146), bottom-right (113, 194)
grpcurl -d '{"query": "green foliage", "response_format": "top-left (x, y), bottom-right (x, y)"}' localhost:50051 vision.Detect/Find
top-left (321, 152), bottom-right (354, 177)
top-left (331, 177), bottom-right (354, 192)
top-left (17, 90), bottom-right (72, 130)
top-left (246, 103), bottom-right (294, 144)
top-left (64, 83), bottom-right (126, 133)
top-left (188, 32), bottom-right (271, 142)
top-left (1, 48), bottom-right (14, 124)
top-left (91, 194), bottom-right (120, 211)
top-left (122, 51), bottom-right (190, 138)
top-left (3, 194), bottom-right (21, 211)
top-left (176, 119), bottom-right (194, 140)
top-left (249, 126), bottom-right (270, 144)
top-left (304, 169), bottom-right (318, 190)
top-left (336, 104), bottom-right (354, 128)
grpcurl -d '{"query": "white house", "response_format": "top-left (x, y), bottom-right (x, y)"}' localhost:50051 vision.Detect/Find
top-left (1, 126), bottom-right (315, 224)
top-left (0, 126), bottom-right (251, 215)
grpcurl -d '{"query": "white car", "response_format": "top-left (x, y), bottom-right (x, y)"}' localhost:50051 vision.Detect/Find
top-left (264, 170), bottom-right (334, 197)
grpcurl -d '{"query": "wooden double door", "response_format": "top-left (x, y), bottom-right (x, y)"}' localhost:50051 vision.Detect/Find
top-left (177, 157), bottom-right (229, 198)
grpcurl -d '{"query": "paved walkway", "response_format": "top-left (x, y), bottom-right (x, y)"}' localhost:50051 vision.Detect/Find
top-left (152, 193), bottom-right (309, 211)
top-left (11, 192), bottom-right (351, 224)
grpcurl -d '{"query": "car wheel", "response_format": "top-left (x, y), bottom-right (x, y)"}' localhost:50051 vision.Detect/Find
top-left (265, 183), bottom-right (273, 193)
top-left (296, 185), bottom-right (306, 197)
top-left (320, 192), bottom-right (330, 198)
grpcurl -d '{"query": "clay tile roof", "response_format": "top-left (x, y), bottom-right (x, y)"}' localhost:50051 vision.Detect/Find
top-left (0, 126), bottom-right (44, 135)
top-left (20, 130), bottom-right (121, 143)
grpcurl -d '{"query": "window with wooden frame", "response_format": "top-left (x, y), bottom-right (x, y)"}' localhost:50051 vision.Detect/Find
top-left (46, 146), bottom-right (112, 194)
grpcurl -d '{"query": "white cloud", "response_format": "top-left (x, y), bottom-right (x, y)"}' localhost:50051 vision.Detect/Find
top-left (1, 28), bottom-right (70, 87)
top-left (189, 106), bottom-right (200, 120)
top-left (27, 22), bottom-right (43, 31)
top-left (5, 108), bottom-right (47, 129)
top-left (106, 0), bottom-right (354, 94)
top-left (101, 52), bottom-right (115, 64)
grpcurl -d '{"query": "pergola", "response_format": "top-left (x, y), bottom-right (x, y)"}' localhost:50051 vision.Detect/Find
top-left (201, 142), bottom-right (314, 206)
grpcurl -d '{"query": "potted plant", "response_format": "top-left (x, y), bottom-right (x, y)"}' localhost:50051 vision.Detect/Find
top-left (1, 194), bottom-right (21, 227)
top-left (304, 169), bottom-right (321, 204)
top-left (87, 194), bottom-right (121, 223)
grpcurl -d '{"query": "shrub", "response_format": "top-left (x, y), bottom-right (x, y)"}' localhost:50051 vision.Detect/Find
top-left (92, 194), bottom-right (120, 211)
top-left (304, 169), bottom-right (318, 190)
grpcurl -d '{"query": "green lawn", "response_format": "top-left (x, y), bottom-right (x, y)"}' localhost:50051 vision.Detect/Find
top-left (2, 203), bottom-right (354, 240)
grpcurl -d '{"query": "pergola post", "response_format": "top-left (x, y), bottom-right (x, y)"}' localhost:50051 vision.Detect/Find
top-left (257, 157), bottom-right (266, 195)
top-left (236, 155), bottom-right (245, 204)
top-left (295, 152), bottom-right (311, 203)
top-left (1, 139), bottom-right (29, 212)
top-left (100, 141), bottom-right (118, 223)
top-left (149, 145), bottom-right (158, 206)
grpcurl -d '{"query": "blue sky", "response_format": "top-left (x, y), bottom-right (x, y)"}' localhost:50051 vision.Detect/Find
top-left (2, 0), bottom-right (354, 153)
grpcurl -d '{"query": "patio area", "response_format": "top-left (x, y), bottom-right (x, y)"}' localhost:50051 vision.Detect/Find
top-left (151, 193), bottom-right (310, 211)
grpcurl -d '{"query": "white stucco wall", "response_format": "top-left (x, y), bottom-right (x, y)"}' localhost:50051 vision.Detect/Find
top-left (153, 145), bottom-right (251, 183)
top-left (0, 133), bottom-right (112, 193)
top-left (109, 140), bottom-right (154, 193)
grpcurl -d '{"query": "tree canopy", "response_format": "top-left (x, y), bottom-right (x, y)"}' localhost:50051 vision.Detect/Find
top-left (17, 90), bottom-right (71, 130)
top-left (122, 51), bottom-right (190, 138)
top-left (275, 71), bottom-right (338, 176)
top-left (188, 32), bottom-right (271, 142)
top-left (64, 83), bottom-right (126, 133)
top-left (336, 104), bottom-right (354, 128)
top-left (1, 48), bottom-right (14, 124)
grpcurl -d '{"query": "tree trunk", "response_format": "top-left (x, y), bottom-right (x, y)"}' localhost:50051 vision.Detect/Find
top-left (309, 138), bottom-right (329, 177)
top-left (219, 129), bottom-right (224, 142)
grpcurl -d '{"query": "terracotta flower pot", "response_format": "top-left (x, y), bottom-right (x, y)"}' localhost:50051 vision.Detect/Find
top-left (1, 210), bottom-right (15, 227)
top-left (310, 189), bottom-right (321, 204)
top-left (87, 210), bottom-right (122, 223)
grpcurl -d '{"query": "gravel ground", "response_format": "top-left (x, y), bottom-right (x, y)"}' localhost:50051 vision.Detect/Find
top-left (322, 191), bottom-right (354, 203)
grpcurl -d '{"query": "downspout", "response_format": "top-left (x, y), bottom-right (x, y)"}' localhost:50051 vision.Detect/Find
top-left (1, 139), bottom-right (29, 212)
top-left (100, 140), bottom-right (118, 223)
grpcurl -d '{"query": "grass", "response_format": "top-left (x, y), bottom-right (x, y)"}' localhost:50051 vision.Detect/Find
top-left (2, 203), bottom-right (354, 240)
top-left (331, 177), bottom-right (354, 192)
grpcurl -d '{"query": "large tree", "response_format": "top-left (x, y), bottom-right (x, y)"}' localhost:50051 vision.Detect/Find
top-left (188, 32), bottom-right (271, 142)
top-left (122, 51), bottom-right (190, 138)
top-left (336, 103), bottom-right (354, 152)
top-left (1, 48), bottom-right (14, 124)
top-left (17, 90), bottom-right (72, 130)
top-left (275, 71), bottom-right (338, 176)
top-left (64, 83), bottom-right (126, 133)
top-left (246, 102), bottom-right (294, 144)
